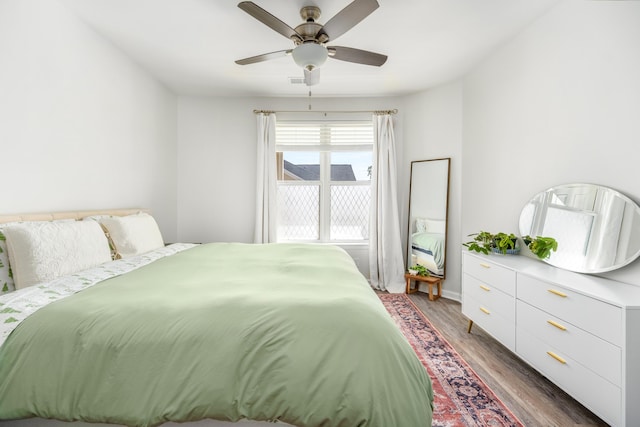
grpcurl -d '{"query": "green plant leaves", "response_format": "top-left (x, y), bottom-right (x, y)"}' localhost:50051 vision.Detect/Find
top-left (464, 231), bottom-right (558, 259)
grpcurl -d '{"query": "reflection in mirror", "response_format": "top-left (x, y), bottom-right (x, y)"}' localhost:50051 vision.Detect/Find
top-left (519, 183), bottom-right (640, 273)
top-left (407, 158), bottom-right (451, 278)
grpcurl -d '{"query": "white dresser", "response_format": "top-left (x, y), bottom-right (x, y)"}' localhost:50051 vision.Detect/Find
top-left (462, 251), bottom-right (640, 427)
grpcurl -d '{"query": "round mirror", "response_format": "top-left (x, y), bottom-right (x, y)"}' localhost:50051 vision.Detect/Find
top-left (519, 183), bottom-right (640, 273)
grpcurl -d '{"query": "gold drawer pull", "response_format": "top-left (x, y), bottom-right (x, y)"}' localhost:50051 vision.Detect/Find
top-left (547, 320), bottom-right (567, 331)
top-left (546, 351), bottom-right (567, 364)
top-left (479, 307), bottom-right (491, 315)
top-left (547, 289), bottom-right (567, 298)
top-left (480, 285), bottom-right (491, 292)
top-left (480, 263), bottom-right (491, 269)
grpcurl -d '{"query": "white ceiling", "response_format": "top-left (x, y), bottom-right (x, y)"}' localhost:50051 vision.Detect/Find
top-left (61, 0), bottom-right (560, 98)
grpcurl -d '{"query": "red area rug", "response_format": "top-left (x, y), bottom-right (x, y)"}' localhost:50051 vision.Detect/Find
top-left (379, 293), bottom-right (524, 427)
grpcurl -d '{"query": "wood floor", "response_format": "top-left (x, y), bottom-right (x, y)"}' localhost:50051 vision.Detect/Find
top-left (407, 292), bottom-right (608, 427)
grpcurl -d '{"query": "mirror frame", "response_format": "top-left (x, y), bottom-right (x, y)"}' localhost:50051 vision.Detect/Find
top-left (406, 158), bottom-right (451, 279)
top-left (519, 183), bottom-right (640, 273)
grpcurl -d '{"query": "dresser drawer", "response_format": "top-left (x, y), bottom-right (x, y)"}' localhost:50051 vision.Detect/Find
top-left (462, 292), bottom-right (515, 351)
top-left (516, 327), bottom-right (620, 426)
top-left (464, 274), bottom-right (515, 322)
top-left (463, 253), bottom-right (516, 296)
top-left (517, 274), bottom-right (622, 346)
top-left (517, 300), bottom-right (621, 386)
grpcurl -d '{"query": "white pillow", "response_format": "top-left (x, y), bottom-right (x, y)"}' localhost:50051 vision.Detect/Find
top-left (415, 218), bottom-right (446, 234)
top-left (415, 218), bottom-right (428, 233)
top-left (1, 219), bottom-right (77, 293)
top-left (82, 215), bottom-right (120, 260)
top-left (4, 221), bottom-right (112, 289)
top-left (98, 213), bottom-right (164, 258)
top-left (425, 219), bottom-right (446, 234)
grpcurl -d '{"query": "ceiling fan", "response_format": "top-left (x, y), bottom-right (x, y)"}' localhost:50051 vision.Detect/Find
top-left (235, 0), bottom-right (387, 86)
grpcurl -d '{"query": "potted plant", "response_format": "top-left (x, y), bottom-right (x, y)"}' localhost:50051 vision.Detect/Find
top-left (408, 264), bottom-right (429, 277)
top-left (463, 231), bottom-right (519, 255)
top-left (523, 235), bottom-right (558, 259)
top-left (462, 231), bottom-right (494, 255)
top-left (493, 232), bottom-right (519, 254)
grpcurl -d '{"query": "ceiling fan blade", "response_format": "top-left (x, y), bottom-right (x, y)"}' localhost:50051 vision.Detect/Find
top-left (235, 49), bottom-right (291, 65)
top-left (318, 0), bottom-right (379, 42)
top-left (328, 46), bottom-right (387, 66)
top-left (238, 2), bottom-right (301, 42)
top-left (304, 68), bottom-right (320, 86)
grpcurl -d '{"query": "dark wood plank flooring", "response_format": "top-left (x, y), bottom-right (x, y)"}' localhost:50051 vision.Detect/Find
top-left (408, 292), bottom-right (609, 427)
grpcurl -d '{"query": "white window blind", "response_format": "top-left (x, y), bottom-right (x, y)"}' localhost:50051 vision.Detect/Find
top-left (276, 122), bottom-right (374, 152)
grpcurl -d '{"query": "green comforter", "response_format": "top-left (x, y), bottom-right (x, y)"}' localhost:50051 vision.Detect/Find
top-left (0, 243), bottom-right (433, 427)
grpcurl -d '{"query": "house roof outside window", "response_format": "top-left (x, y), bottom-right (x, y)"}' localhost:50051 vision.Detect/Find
top-left (284, 160), bottom-right (356, 181)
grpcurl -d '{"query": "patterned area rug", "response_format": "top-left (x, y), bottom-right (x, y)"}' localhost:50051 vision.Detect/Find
top-left (379, 293), bottom-right (524, 427)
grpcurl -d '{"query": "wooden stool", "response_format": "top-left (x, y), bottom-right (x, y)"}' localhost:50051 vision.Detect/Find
top-left (404, 273), bottom-right (442, 301)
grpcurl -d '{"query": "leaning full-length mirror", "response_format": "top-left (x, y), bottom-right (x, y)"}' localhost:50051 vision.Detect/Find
top-left (407, 158), bottom-right (451, 278)
top-left (519, 183), bottom-right (640, 273)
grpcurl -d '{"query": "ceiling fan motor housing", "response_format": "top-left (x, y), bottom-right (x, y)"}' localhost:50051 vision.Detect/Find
top-left (294, 7), bottom-right (325, 44)
top-left (294, 22), bottom-right (323, 43)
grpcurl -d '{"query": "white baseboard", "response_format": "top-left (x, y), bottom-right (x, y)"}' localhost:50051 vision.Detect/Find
top-left (415, 286), bottom-right (460, 302)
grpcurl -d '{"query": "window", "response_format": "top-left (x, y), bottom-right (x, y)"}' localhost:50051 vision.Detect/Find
top-left (276, 121), bottom-right (373, 243)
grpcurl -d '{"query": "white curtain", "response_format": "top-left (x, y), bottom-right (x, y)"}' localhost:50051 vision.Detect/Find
top-left (254, 113), bottom-right (277, 244)
top-left (369, 113), bottom-right (405, 293)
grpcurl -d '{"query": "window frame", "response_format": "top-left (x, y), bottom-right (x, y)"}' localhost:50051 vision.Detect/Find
top-left (276, 121), bottom-right (373, 244)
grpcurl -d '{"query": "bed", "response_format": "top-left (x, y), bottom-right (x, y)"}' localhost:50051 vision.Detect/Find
top-left (0, 210), bottom-right (433, 427)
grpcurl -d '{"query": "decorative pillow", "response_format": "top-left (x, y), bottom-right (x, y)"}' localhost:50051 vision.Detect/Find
top-left (0, 229), bottom-right (15, 294)
top-left (82, 216), bottom-right (120, 260)
top-left (3, 221), bottom-right (112, 289)
top-left (1, 220), bottom-right (77, 294)
top-left (415, 218), bottom-right (428, 233)
top-left (98, 213), bottom-right (164, 258)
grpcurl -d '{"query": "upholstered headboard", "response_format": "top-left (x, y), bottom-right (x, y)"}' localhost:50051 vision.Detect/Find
top-left (0, 208), bottom-right (148, 224)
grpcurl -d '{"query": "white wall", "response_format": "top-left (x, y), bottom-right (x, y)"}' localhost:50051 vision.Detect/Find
top-left (0, 0), bottom-right (178, 241)
top-left (177, 97), bottom-right (255, 243)
top-left (462, 0), bottom-right (640, 285)
top-left (176, 95), bottom-right (404, 244)
top-left (402, 83), bottom-right (463, 299)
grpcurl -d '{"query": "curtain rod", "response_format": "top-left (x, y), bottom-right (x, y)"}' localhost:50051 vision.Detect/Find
top-left (253, 109), bottom-right (398, 115)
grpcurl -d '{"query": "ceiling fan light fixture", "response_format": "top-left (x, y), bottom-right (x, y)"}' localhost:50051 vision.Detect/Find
top-left (292, 43), bottom-right (328, 71)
